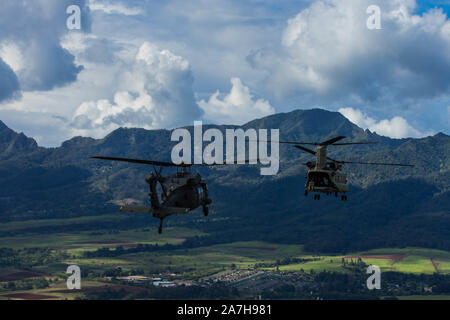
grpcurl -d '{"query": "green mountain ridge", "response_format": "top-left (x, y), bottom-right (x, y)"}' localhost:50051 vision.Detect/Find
top-left (0, 109), bottom-right (448, 253)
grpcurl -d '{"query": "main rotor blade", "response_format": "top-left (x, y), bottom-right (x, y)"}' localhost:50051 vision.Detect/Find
top-left (91, 156), bottom-right (265, 167)
top-left (337, 160), bottom-right (414, 167)
top-left (319, 136), bottom-right (346, 146)
top-left (294, 145), bottom-right (317, 156)
top-left (91, 156), bottom-right (187, 167)
top-left (293, 146), bottom-right (339, 165)
top-left (331, 142), bottom-right (379, 146)
top-left (277, 140), bottom-right (318, 146)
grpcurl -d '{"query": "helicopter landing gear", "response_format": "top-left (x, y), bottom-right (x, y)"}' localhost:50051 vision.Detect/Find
top-left (203, 206), bottom-right (209, 217)
top-left (158, 219), bottom-right (163, 234)
top-left (314, 194), bottom-right (320, 200)
top-left (341, 195), bottom-right (347, 201)
top-left (304, 190), bottom-right (308, 197)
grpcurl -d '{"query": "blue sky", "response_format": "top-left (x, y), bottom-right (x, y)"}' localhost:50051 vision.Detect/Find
top-left (0, 0), bottom-right (449, 146)
top-left (416, 0), bottom-right (450, 14)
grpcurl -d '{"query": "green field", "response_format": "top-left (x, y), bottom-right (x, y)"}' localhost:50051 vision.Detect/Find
top-left (274, 247), bottom-right (450, 274)
top-left (2, 228), bottom-right (449, 277)
top-left (1, 219), bottom-right (449, 276)
top-left (0, 224), bottom-right (204, 253)
top-left (1, 216), bottom-right (450, 299)
top-left (0, 215), bottom-right (126, 233)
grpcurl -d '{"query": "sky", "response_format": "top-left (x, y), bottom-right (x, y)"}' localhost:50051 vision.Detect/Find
top-left (0, 0), bottom-right (449, 146)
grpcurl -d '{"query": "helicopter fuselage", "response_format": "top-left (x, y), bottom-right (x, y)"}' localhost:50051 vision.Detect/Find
top-left (120, 169), bottom-right (212, 232)
top-left (303, 145), bottom-right (349, 199)
top-left (152, 171), bottom-right (210, 216)
top-left (305, 168), bottom-right (348, 194)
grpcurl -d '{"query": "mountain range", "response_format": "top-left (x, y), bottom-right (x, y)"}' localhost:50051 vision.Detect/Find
top-left (0, 109), bottom-right (448, 253)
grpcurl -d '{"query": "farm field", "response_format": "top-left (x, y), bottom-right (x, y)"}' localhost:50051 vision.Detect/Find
top-left (1, 217), bottom-right (450, 299)
top-left (274, 247), bottom-right (450, 274)
top-left (2, 227), bottom-right (450, 277)
top-left (0, 279), bottom-right (146, 300)
top-left (0, 221), bottom-right (204, 253)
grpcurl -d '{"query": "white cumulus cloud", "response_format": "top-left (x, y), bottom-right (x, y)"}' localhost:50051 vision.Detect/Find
top-left (0, 42), bottom-right (24, 73)
top-left (89, 0), bottom-right (143, 16)
top-left (249, 0), bottom-right (450, 109)
top-left (71, 42), bottom-right (202, 138)
top-left (339, 107), bottom-right (430, 138)
top-left (198, 77), bottom-right (274, 124)
top-left (0, 0), bottom-right (91, 99)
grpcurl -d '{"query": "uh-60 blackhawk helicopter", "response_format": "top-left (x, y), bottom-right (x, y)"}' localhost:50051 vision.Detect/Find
top-left (91, 156), bottom-right (259, 233)
top-left (276, 136), bottom-right (414, 201)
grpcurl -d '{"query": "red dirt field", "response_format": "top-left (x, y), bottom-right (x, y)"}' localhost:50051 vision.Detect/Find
top-left (345, 255), bottom-right (407, 264)
top-left (430, 258), bottom-right (440, 274)
top-left (0, 271), bottom-right (44, 282)
top-left (232, 246), bottom-right (278, 251)
top-left (0, 293), bottom-right (56, 300)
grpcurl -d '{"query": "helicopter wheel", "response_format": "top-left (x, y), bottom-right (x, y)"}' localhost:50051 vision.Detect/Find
top-left (203, 206), bottom-right (209, 217)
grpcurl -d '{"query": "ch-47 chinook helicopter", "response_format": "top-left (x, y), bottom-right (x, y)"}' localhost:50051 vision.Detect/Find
top-left (91, 156), bottom-right (258, 233)
top-left (277, 136), bottom-right (414, 201)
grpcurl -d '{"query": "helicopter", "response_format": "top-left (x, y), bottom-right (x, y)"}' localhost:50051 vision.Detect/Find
top-left (276, 136), bottom-right (414, 201)
top-left (91, 156), bottom-right (259, 233)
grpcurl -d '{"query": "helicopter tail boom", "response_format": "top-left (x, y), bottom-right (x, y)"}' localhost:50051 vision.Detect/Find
top-left (119, 205), bottom-right (190, 216)
top-left (119, 206), bottom-right (153, 213)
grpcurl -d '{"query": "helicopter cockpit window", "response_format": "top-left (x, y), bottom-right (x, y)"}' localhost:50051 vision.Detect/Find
top-left (308, 172), bottom-right (332, 187)
top-left (197, 186), bottom-right (205, 202)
